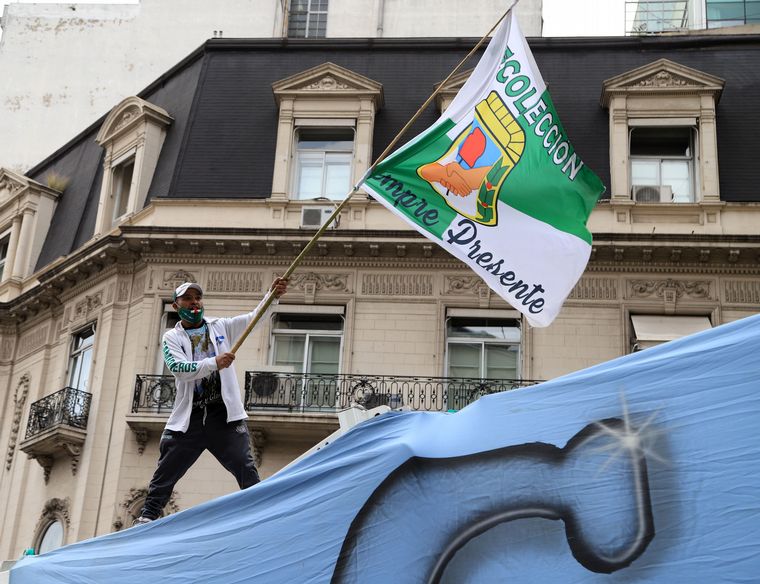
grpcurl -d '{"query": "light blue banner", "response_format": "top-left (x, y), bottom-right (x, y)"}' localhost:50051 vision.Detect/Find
top-left (13, 314), bottom-right (760, 583)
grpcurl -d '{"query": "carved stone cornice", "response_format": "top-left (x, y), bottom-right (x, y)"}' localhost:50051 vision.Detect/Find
top-left (361, 273), bottom-right (433, 296)
top-left (627, 278), bottom-right (713, 301)
top-left (113, 487), bottom-right (180, 531)
top-left (272, 62), bottom-right (384, 109)
top-left (34, 497), bottom-right (71, 539)
top-left (250, 430), bottom-right (266, 469)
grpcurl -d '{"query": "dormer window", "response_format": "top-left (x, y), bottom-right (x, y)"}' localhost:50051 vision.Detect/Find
top-left (602, 59), bottom-right (724, 204)
top-left (95, 97), bottom-right (172, 235)
top-left (271, 63), bottom-right (383, 202)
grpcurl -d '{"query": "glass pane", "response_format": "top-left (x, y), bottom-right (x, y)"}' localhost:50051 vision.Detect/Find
top-left (448, 343), bottom-right (482, 378)
top-left (273, 335), bottom-right (305, 373)
top-left (324, 156), bottom-right (351, 199)
top-left (297, 159), bottom-right (323, 198)
top-left (297, 129), bottom-right (353, 151)
top-left (485, 344), bottom-right (518, 380)
top-left (630, 127), bottom-right (691, 157)
top-left (38, 521), bottom-right (64, 554)
top-left (447, 318), bottom-right (521, 342)
top-left (77, 347), bottom-right (92, 391)
top-left (707, 2), bottom-right (746, 20)
top-left (662, 160), bottom-right (692, 202)
top-left (747, 0), bottom-right (760, 19)
top-left (308, 336), bottom-right (340, 374)
top-left (68, 356), bottom-right (83, 389)
top-left (273, 314), bottom-right (343, 331)
top-left (631, 159), bottom-right (660, 185)
top-left (112, 159), bottom-right (134, 220)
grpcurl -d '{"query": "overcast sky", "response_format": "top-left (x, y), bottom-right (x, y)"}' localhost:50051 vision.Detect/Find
top-left (1, 0), bottom-right (628, 40)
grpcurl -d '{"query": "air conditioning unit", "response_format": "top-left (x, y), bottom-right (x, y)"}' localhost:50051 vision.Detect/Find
top-left (632, 185), bottom-right (673, 203)
top-left (300, 206), bottom-right (338, 229)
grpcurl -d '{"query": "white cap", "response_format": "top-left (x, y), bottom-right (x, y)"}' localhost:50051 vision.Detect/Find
top-left (173, 282), bottom-right (203, 301)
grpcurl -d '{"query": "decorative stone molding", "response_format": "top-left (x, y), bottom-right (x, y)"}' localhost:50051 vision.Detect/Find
top-left (33, 497), bottom-right (71, 547)
top-left (631, 71), bottom-right (691, 88)
top-left (158, 269), bottom-right (196, 291)
top-left (112, 487), bottom-right (180, 531)
top-left (628, 279), bottom-right (713, 301)
top-left (28, 454), bottom-right (55, 483)
top-left (5, 373), bottom-right (31, 470)
top-left (444, 275), bottom-right (484, 296)
top-left (206, 271), bottom-right (263, 294)
top-left (287, 272), bottom-right (350, 294)
top-left (17, 325), bottom-right (49, 358)
top-left (71, 290), bottom-right (103, 324)
top-left (568, 278), bottom-right (619, 301)
top-left (361, 274), bottom-right (433, 296)
top-left (132, 428), bottom-right (149, 455)
top-left (724, 280), bottom-right (760, 304)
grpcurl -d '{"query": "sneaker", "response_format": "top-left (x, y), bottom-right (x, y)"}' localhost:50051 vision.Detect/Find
top-left (132, 516), bottom-right (154, 527)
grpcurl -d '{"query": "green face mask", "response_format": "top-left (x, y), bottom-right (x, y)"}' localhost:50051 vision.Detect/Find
top-left (178, 307), bottom-right (204, 326)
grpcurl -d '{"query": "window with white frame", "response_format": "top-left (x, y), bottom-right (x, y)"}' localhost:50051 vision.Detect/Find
top-left (630, 126), bottom-right (695, 203)
top-left (293, 128), bottom-right (354, 200)
top-left (270, 311), bottom-right (343, 410)
top-left (0, 230), bottom-right (10, 280)
top-left (111, 155), bottom-right (135, 223)
top-left (446, 317), bottom-right (521, 380)
top-left (288, 0), bottom-right (328, 38)
top-left (68, 325), bottom-right (95, 392)
top-left (271, 312), bottom-right (343, 375)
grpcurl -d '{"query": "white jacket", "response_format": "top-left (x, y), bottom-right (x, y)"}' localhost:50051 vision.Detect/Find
top-left (161, 293), bottom-right (277, 432)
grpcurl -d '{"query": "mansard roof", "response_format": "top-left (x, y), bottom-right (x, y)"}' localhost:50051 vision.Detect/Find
top-left (18, 33), bottom-right (760, 272)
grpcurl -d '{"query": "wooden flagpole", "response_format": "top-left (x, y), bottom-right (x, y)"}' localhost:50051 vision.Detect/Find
top-left (230, 2), bottom-right (518, 354)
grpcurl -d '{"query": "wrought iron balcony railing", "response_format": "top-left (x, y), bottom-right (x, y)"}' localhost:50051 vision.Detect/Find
top-left (133, 373), bottom-right (542, 415)
top-left (24, 387), bottom-right (92, 439)
top-left (133, 375), bottom-right (177, 414)
top-left (244, 372), bottom-right (542, 412)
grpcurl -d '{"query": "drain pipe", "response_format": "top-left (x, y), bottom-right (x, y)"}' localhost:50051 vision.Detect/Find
top-left (376, 0), bottom-right (385, 36)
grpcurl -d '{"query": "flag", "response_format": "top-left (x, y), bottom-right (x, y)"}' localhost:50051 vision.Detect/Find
top-left (363, 10), bottom-right (604, 327)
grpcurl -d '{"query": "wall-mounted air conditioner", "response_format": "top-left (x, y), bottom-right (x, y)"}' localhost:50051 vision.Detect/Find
top-left (300, 206), bottom-right (338, 229)
top-left (632, 185), bottom-right (673, 203)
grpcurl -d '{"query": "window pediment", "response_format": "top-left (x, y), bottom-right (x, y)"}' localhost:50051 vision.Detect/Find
top-left (272, 62), bottom-right (383, 109)
top-left (0, 169), bottom-right (60, 211)
top-left (601, 59), bottom-right (724, 106)
top-left (434, 68), bottom-right (473, 113)
top-left (96, 97), bottom-right (172, 146)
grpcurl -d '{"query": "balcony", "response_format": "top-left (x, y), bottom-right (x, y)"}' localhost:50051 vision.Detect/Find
top-left (244, 371), bottom-right (541, 412)
top-left (19, 387), bottom-right (92, 483)
top-left (129, 373), bottom-right (541, 443)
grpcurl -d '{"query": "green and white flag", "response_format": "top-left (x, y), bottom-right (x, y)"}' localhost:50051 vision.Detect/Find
top-left (363, 10), bottom-right (604, 327)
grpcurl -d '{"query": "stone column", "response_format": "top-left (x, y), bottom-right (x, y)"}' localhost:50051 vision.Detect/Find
top-left (11, 208), bottom-right (35, 279)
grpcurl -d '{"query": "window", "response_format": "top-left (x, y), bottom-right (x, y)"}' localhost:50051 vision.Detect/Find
top-left (601, 59), bottom-right (724, 204)
top-left (157, 304), bottom-right (180, 374)
top-left (446, 318), bottom-right (521, 380)
top-left (95, 97), bottom-right (172, 235)
top-left (707, 0), bottom-right (760, 28)
top-left (630, 127), bottom-right (694, 202)
top-left (271, 63), bottom-right (383, 202)
top-left (0, 231), bottom-right (10, 280)
top-left (68, 326), bottom-right (95, 392)
top-left (293, 128), bottom-right (354, 200)
top-left (630, 315), bottom-right (712, 351)
top-left (270, 311), bottom-right (343, 409)
top-left (37, 520), bottom-right (64, 554)
top-left (288, 0), bottom-right (328, 38)
top-left (111, 156), bottom-right (135, 223)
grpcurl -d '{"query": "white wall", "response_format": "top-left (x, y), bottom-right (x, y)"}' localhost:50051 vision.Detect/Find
top-left (0, 0), bottom-right (541, 173)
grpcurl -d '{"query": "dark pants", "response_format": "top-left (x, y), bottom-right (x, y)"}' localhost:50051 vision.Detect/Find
top-left (140, 402), bottom-right (259, 520)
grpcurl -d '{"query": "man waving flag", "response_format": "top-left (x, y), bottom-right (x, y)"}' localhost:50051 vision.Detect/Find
top-left (363, 9), bottom-right (604, 327)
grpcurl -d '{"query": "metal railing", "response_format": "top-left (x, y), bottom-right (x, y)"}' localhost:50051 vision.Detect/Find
top-left (132, 375), bottom-right (177, 414)
top-left (244, 372), bottom-right (542, 412)
top-left (25, 387), bottom-right (92, 439)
